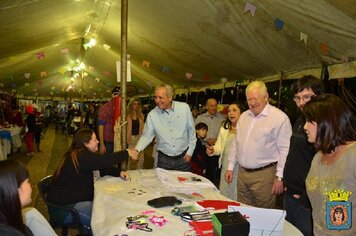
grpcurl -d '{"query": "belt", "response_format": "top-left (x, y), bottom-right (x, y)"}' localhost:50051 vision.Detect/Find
top-left (242, 162), bottom-right (277, 172)
top-left (158, 149), bottom-right (187, 159)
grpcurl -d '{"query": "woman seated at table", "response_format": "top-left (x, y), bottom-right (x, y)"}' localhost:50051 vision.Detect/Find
top-left (0, 159), bottom-right (56, 236)
top-left (47, 128), bottom-right (138, 235)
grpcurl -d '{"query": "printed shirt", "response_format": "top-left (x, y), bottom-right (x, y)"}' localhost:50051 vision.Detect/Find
top-left (135, 101), bottom-right (197, 156)
top-left (98, 100), bottom-right (115, 142)
top-left (227, 103), bottom-right (292, 178)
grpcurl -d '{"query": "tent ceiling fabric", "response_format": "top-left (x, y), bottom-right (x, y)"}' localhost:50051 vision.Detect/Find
top-left (0, 0), bottom-right (355, 100)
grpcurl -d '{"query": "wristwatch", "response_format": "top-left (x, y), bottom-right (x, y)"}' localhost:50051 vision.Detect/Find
top-left (276, 176), bottom-right (283, 181)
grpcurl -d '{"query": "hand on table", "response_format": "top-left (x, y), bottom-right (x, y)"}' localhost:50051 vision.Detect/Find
top-left (120, 171), bottom-right (129, 180)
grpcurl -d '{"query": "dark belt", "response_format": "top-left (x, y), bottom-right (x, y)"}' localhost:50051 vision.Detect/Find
top-left (158, 149), bottom-right (187, 159)
top-left (242, 162), bottom-right (277, 172)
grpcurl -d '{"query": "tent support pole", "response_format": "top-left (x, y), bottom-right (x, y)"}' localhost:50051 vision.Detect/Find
top-left (277, 72), bottom-right (284, 108)
top-left (120, 0), bottom-right (128, 168)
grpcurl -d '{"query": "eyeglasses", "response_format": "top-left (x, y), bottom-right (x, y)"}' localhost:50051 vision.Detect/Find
top-left (293, 94), bottom-right (315, 102)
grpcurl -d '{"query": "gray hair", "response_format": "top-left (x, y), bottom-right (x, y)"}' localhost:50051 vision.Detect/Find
top-left (246, 80), bottom-right (268, 97)
top-left (155, 84), bottom-right (175, 99)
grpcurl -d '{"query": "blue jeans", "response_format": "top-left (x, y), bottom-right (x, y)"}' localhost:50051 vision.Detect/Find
top-left (283, 193), bottom-right (313, 236)
top-left (157, 152), bottom-right (190, 171)
top-left (64, 201), bottom-right (93, 235)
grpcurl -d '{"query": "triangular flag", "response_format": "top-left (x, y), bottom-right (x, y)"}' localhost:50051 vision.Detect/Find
top-left (40, 71), bottom-right (47, 77)
top-left (60, 48), bottom-right (69, 54)
top-left (274, 18), bottom-right (284, 31)
top-left (300, 32), bottom-right (308, 45)
top-left (320, 43), bottom-right (329, 54)
top-left (95, 78), bottom-right (100, 82)
top-left (203, 74), bottom-right (210, 81)
top-left (185, 72), bottom-right (192, 79)
top-left (51, 87), bottom-right (55, 90)
top-left (103, 44), bottom-right (111, 50)
top-left (88, 66), bottom-right (95, 71)
top-left (142, 60), bottom-right (150, 68)
top-left (244, 2), bottom-right (256, 17)
top-left (38, 80), bottom-right (43, 86)
top-left (106, 89), bottom-right (111, 93)
top-left (162, 66), bottom-right (170, 73)
top-left (25, 83), bottom-right (30, 87)
top-left (341, 55), bottom-right (349, 64)
top-left (36, 52), bottom-right (45, 60)
top-left (103, 70), bottom-right (111, 77)
top-left (24, 73), bottom-right (31, 79)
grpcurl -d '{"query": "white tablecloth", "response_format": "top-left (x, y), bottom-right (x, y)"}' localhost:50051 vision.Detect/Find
top-left (0, 126), bottom-right (23, 160)
top-left (92, 168), bottom-right (302, 236)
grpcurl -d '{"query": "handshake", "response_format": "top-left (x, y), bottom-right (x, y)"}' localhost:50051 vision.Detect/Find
top-left (127, 148), bottom-right (140, 161)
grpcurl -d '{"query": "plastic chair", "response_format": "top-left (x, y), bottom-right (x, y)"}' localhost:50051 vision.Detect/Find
top-left (37, 175), bottom-right (86, 236)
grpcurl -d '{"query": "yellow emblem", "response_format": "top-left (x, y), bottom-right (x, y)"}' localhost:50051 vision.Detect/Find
top-left (326, 190), bottom-right (352, 202)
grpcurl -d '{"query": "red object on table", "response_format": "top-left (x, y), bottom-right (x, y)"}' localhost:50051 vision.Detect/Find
top-left (189, 221), bottom-right (213, 236)
top-left (196, 200), bottom-right (240, 210)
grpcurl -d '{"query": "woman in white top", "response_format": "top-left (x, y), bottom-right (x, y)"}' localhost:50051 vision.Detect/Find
top-left (206, 103), bottom-right (244, 201)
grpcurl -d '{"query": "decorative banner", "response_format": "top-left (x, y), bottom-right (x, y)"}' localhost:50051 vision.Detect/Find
top-left (95, 78), bottom-right (100, 82)
top-left (38, 80), bottom-right (43, 86)
top-left (106, 89), bottom-right (111, 93)
top-left (221, 77), bottom-right (227, 83)
top-left (103, 44), bottom-right (111, 50)
top-left (60, 48), bottom-right (69, 54)
top-left (103, 70), bottom-right (111, 77)
top-left (40, 71), bottom-right (47, 77)
top-left (36, 52), bottom-right (45, 60)
top-left (83, 72), bottom-right (88, 77)
top-left (88, 66), bottom-right (95, 71)
top-left (341, 55), bottom-right (349, 64)
top-left (185, 72), bottom-right (192, 79)
top-left (244, 2), bottom-right (256, 17)
top-left (142, 60), bottom-right (150, 68)
top-left (300, 32), bottom-right (308, 45)
top-left (320, 42), bottom-right (329, 54)
top-left (24, 73), bottom-right (31, 79)
top-left (25, 83), bottom-right (30, 87)
top-left (274, 18), bottom-right (284, 30)
top-left (162, 66), bottom-right (170, 73)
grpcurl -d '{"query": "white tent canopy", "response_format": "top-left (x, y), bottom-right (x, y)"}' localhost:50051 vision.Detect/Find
top-left (0, 0), bottom-right (355, 99)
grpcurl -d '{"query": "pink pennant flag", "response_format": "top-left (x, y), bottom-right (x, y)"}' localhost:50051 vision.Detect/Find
top-left (300, 32), bottom-right (308, 45)
top-left (341, 55), bottom-right (349, 64)
top-left (38, 80), bottom-right (43, 86)
top-left (244, 2), bottom-right (256, 17)
top-left (40, 71), bottom-right (47, 77)
top-left (142, 60), bottom-right (150, 68)
top-left (60, 48), bottom-right (69, 54)
top-left (24, 73), bottom-right (31, 79)
top-left (185, 72), bottom-right (192, 79)
top-left (36, 52), bottom-right (45, 60)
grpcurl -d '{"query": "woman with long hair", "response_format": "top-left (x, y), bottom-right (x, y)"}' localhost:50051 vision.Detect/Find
top-left (48, 128), bottom-right (137, 234)
top-left (0, 159), bottom-right (56, 236)
top-left (126, 97), bottom-right (145, 169)
top-left (207, 102), bottom-right (244, 200)
top-left (303, 94), bottom-right (356, 235)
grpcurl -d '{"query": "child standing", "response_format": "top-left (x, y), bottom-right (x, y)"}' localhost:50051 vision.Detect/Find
top-left (191, 122), bottom-right (208, 176)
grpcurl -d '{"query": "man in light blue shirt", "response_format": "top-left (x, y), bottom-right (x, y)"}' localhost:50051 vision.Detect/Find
top-left (135, 84), bottom-right (196, 171)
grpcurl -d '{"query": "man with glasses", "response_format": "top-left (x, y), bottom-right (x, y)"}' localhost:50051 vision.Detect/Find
top-left (226, 80), bottom-right (292, 208)
top-left (283, 75), bottom-right (323, 236)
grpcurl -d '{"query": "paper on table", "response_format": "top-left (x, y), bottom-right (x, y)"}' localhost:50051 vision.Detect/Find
top-left (228, 205), bottom-right (286, 232)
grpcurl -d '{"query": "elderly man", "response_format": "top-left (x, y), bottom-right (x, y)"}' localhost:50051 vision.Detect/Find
top-left (195, 98), bottom-right (224, 184)
top-left (226, 80), bottom-right (292, 208)
top-left (135, 84), bottom-right (196, 171)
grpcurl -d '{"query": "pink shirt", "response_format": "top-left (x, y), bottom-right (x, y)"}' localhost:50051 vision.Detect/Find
top-left (228, 103), bottom-right (292, 177)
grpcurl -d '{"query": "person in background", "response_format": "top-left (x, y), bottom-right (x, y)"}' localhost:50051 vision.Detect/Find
top-left (191, 107), bottom-right (200, 120)
top-left (0, 159), bottom-right (56, 236)
top-left (8, 105), bottom-right (24, 127)
top-left (135, 84), bottom-right (196, 171)
top-left (283, 75), bottom-right (323, 236)
top-left (84, 103), bottom-right (96, 130)
top-left (207, 102), bottom-right (244, 201)
top-left (48, 128), bottom-right (138, 234)
top-left (195, 98), bottom-right (225, 185)
top-left (33, 104), bottom-right (44, 152)
top-left (24, 105), bottom-right (36, 156)
top-left (227, 80), bottom-right (292, 208)
top-left (65, 103), bottom-right (75, 136)
top-left (127, 97), bottom-right (145, 170)
top-left (191, 122), bottom-right (208, 176)
top-left (304, 94), bottom-right (356, 236)
top-left (98, 87), bottom-right (121, 155)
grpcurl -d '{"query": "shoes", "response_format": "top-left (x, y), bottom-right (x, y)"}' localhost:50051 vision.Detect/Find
top-left (26, 152), bottom-right (35, 156)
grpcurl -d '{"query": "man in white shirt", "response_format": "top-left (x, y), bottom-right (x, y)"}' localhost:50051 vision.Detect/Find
top-left (226, 81), bottom-right (292, 208)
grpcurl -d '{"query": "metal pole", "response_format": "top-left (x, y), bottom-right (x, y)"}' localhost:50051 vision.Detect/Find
top-left (277, 71), bottom-right (284, 108)
top-left (120, 0), bottom-right (128, 152)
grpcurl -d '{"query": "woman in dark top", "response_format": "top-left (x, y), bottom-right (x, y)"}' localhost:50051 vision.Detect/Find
top-left (48, 128), bottom-right (137, 234)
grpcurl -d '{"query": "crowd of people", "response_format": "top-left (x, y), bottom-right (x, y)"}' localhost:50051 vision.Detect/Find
top-left (0, 76), bottom-right (354, 236)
